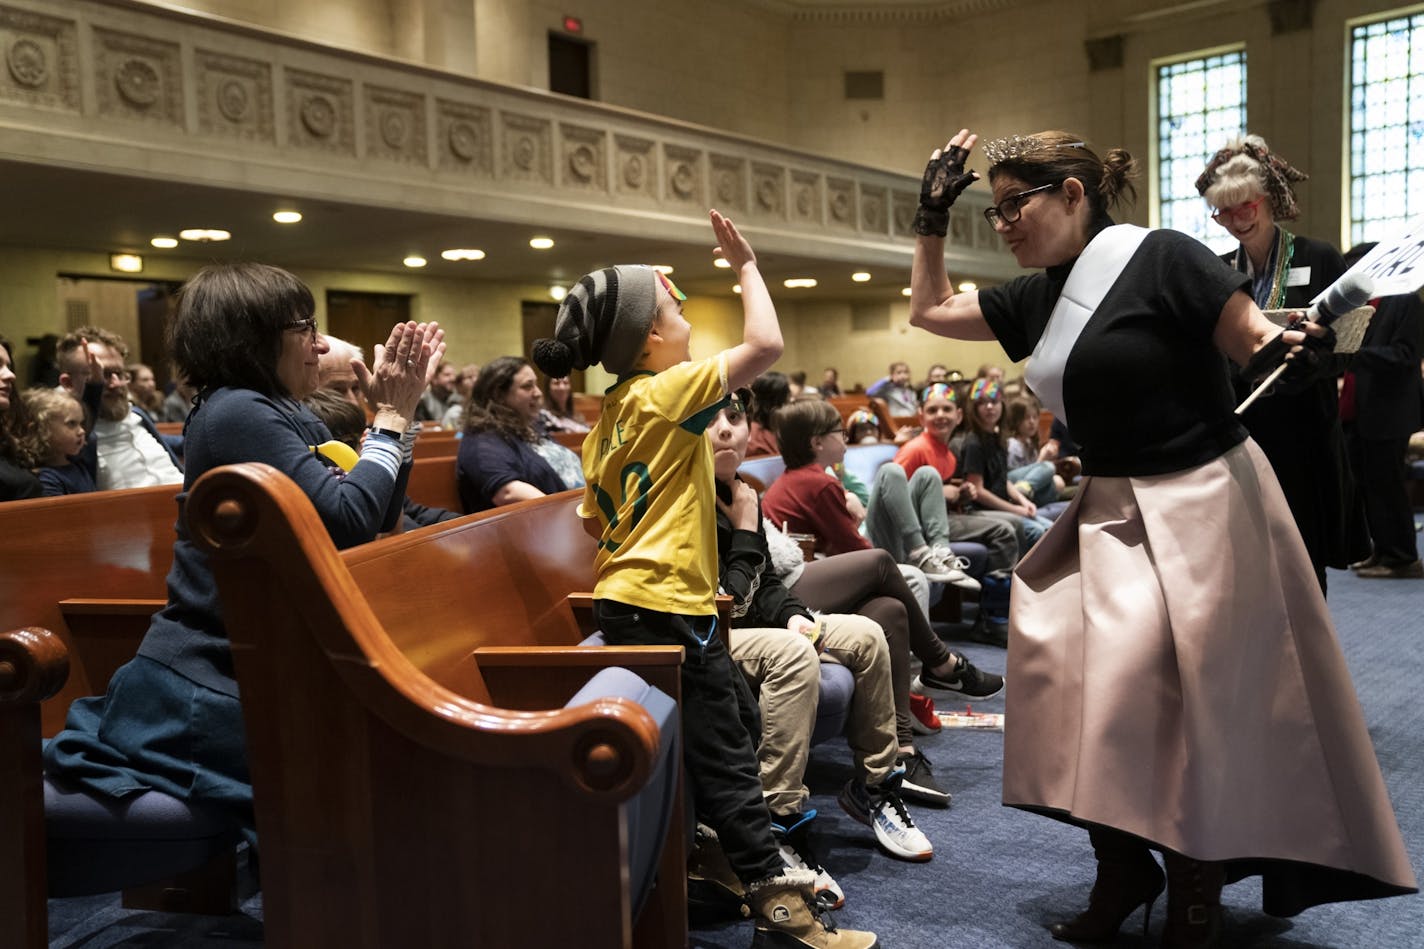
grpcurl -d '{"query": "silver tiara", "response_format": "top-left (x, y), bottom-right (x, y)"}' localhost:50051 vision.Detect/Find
top-left (982, 135), bottom-right (1087, 166)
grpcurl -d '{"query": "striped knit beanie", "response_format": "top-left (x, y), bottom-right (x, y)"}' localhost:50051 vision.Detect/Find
top-left (531, 265), bottom-right (658, 377)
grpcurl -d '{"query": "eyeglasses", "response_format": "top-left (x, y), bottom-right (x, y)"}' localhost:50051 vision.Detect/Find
top-left (283, 317), bottom-right (318, 340)
top-left (1209, 197), bottom-right (1265, 224)
top-left (983, 182), bottom-right (1061, 226)
top-left (100, 367), bottom-right (131, 383)
top-left (817, 425), bottom-right (847, 438)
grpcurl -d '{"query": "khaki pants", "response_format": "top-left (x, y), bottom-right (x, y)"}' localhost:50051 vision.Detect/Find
top-left (730, 613), bottom-right (897, 817)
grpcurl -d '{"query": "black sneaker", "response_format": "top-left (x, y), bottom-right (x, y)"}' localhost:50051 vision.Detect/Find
top-left (965, 611), bottom-right (1008, 648)
top-left (895, 749), bottom-right (951, 808)
top-left (837, 773), bottom-right (933, 862)
top-left (918, 654), bottom-right (1004, 700)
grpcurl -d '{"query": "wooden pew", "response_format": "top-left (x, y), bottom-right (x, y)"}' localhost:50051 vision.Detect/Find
top-left (0, 485), bottom-right (179, 736)
top-left (186, 469), bottom-right (686, 949)
top-left (405, 453), bottom-right (461, 513)
top-left (572, 392), bottom-right (603, 421)
top-left (412, 428), bottom-right (459, 459)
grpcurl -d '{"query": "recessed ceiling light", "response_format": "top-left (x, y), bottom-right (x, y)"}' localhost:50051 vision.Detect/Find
top-left (652, 265), bottom-right (675, 274)
top-left (150, 236), bottom-right (178, 249)
top-left (549, 285), bottom-right (568, 301)
top-left (783, 278), bottom-right (818, 289)
top-left (714, 258), bottom-right (731, 269)
top-left (272, 210), bottom-right (303, 224)
top-left (851, 272), bottom-right (871, 283)
top-left (901, 287), bottom-right (912, 297)
top-left (957, 280), bottom-right (978, 292)
top-left (529, 236), bottom-right (555, 250)
top-left (403, 255), bottom-right (427, 268)
top-left (109, 253), bottom-right (143, 273)
top-left (178, 228), bottom-right (231, 242)
top-left (441, 248), bottom-right (486, 261)
top-left (733, 284), bottom-right (743, 294)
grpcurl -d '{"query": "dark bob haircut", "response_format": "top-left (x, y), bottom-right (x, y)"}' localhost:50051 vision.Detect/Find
top-left (167, 262), bottom-right (315, 399)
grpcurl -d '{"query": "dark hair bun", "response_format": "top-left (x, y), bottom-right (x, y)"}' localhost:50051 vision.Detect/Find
top-left (531, 337), bottom-right (574, 378)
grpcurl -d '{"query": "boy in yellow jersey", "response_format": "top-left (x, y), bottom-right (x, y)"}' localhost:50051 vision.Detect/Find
top-left (532, 211), bottom-right (875, 949)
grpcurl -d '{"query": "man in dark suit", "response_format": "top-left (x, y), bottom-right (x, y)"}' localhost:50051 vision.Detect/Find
top-left (1342, 244), bottom-right (1423, 579)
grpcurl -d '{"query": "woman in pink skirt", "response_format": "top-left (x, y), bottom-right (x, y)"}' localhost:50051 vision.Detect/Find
top-left (906, 128), bottom-right (1416, 947)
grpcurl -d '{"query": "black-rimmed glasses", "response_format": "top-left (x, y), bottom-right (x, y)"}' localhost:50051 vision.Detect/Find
top-left (983, 182), bottom-right (1061, 227)
top-left (283, 317), bottom-right (318, 340)
top-left (817, 425), bottom-right (847, 438)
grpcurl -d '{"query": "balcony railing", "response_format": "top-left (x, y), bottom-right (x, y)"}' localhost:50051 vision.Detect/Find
top-left (0, 0), bottom-right (1016, 274)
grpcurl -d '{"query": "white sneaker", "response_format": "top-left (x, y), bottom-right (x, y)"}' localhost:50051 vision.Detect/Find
top-left (839, 772), bottom-right (933, 862)
top-left (870, 775), bottom-right (933, 861)
top-left (912, 547), bottom-right (981, 592)
top-left (933, 547), bottom-right (983, 592)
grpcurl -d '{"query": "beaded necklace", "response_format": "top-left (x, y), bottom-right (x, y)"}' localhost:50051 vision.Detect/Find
top-left (1233, 226), bottom-right (1294, 309)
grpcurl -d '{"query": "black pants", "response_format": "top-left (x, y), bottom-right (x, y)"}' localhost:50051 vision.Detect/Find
top-left (594, 599), bottom-right (783, 886)
top-left (1347, 428), bottom-right (1419, 566)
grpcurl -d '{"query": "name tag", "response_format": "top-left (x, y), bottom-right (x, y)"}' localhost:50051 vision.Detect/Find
top-left (1286, 266), bottom-right (1312, 287)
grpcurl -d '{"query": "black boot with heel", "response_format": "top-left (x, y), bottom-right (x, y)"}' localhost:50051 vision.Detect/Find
top-left (1161, 851), bottom-right (1224, 949)
top-left (1049, 827), bottom-right (1165, 943)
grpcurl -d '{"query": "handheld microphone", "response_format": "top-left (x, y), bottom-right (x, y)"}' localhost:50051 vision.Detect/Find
top-left (1235, 272), bottom-right (1374, 415)
top-left (1297, 271), bottom-right (1375, 328)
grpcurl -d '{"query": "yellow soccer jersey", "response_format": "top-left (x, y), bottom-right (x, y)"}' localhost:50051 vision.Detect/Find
top-left (580, 353), bottom-right (729, 616)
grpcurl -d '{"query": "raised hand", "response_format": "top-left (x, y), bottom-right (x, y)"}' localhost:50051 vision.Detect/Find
top-left (711, 209), bottom-right (756, 272)
top-left (914, 129), bottom-right (981, 238)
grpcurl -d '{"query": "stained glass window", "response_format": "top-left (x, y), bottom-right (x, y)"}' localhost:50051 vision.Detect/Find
top-left (1156, 50), bottom-right (1247, 253)
top-left (1349, 13), bottom-right (1424, 246)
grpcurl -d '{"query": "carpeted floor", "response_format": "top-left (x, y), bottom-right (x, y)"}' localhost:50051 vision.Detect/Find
top-left (47, 565), bottom-right (1422, 948)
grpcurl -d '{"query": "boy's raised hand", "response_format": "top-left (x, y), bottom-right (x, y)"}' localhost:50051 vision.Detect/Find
top-left (711, 209), bottom-right (756, 272)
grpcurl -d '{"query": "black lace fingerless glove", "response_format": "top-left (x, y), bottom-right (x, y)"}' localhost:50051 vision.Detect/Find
top-left (913, 144), bottom-right (979, 238)
top-left (1242, 325), bottom-right (1338, 387)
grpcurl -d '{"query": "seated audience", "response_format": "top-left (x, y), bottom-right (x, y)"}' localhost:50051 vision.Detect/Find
top-left (539, 373), bottom-right (590, 434)
top-left (710, 395), bottom-right (932, 905)
top-left (714, 391), bottom-right (1002, 812)
top-left (820, 367), bottom-right (842, 398)
top-left (956, 379), bottom-right (1052, 548)
top-left (415, 360), bottom-right (461, 424)
top-left (43, 262), bottom-right (443, 839)
top-left (892, 385), bottom-right (1021, 646)
top-left (846, 408), bottom-right (881, 445)
top-left (160, 373), bottom-right (197, 423)
top-left (762, 398), bottom-right (977, 589)
top-left (126, 362), bottom-right (164, 415)
top-left (303, 387), bottom-right (458, 530)
top-left (23, 386), bottom-right (96, 496)
top-left (747, 370), bottom-right (791, 456)
top-left (57, 327), bottom-right (183, 489)
top-left (440, 363), bottom-right (481, 429)
top-left (1003, 396), bottom-right (1064, 506)
top-left (787, 370), bottom-right (819, 400)
top-left (0, 341), bottom-right (42, 500)
top-left (317, 335), bottom-right (365, 409)
top-left (866, 361), bottom-right (918, 416)
top-left (457, 355), bottom-right (581, 512)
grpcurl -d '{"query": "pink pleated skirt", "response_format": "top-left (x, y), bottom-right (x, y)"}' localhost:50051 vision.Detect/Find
top-left (1003, 439), bottom-right (1417, 915)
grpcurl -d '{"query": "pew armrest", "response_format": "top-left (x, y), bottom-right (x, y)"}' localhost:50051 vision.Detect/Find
top-left (475, 645), bottom-right (682, 710)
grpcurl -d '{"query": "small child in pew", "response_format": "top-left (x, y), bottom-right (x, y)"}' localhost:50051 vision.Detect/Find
top-left (23, 386), bottom-right (98, 496)
top-left (302, 385), bottom-right (458, 531)
top-left (531, 209), bottom-right (876, 949)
